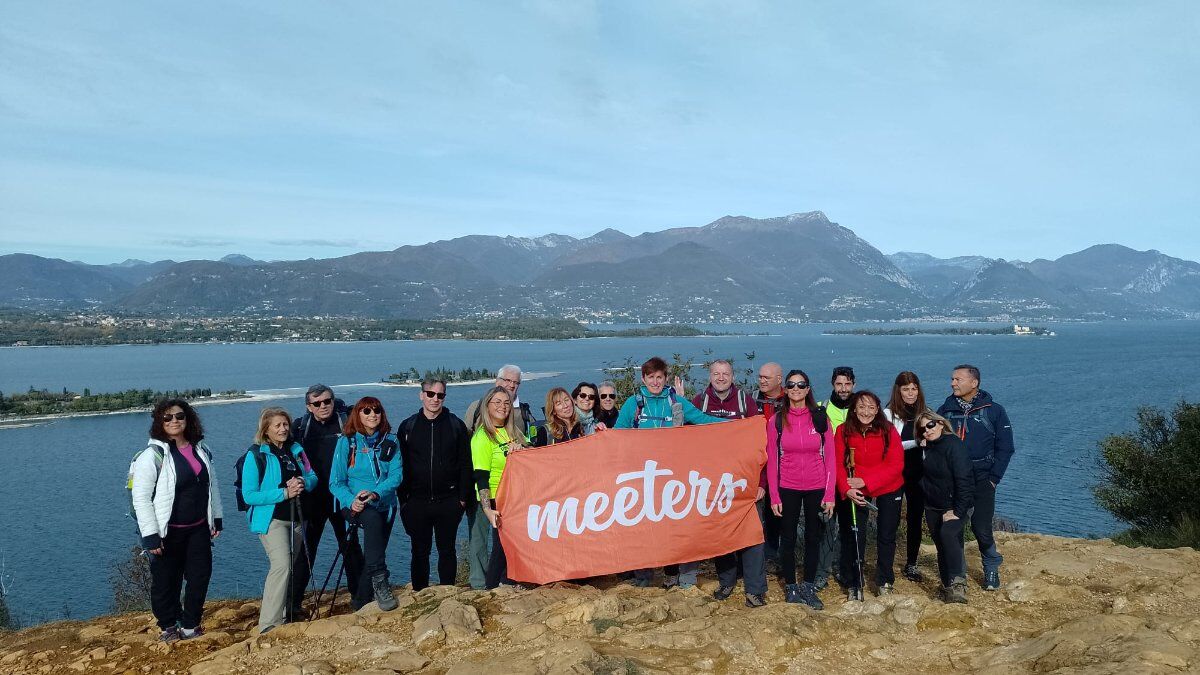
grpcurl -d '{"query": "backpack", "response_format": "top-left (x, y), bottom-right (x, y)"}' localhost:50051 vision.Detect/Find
top-left (126, 443), bottom-right (166, 526)
top-left (700, 388), bottom-right (750, 419)
top-left (633, 387), bottom-right (684, 428)
top-left (773, 407), bottom-right (828, 488)
top-left (233, 445), bottom-right (268, 512)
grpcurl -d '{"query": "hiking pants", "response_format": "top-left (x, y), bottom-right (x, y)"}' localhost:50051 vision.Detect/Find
top-left (485, 528), bottom-right (509, 589)
top-left (778, 488), bottom-right (824, 585)
top-left (350, 507), bottom-right (394, 609)
top-left (715, 543), bottom-right (767, 596)
top-left (258, 518), bottom-right (305, 632)
top-left (401, 496), bottom-right (464, 590)
top-left (815, 511), bottom-right (840, 584)
top-left (903, 464), bottom-right (925, 568)
top-left (926, 508), bottom-right (967, 587)
top-left (292, 494), bottom-right (351, 618)
top-left (149, 524), bottom-right (212, 630)
top-left (970, 475), bottom-right (1003, 572)
top-left (838, 489), bottom-right (903, 588)
top-left (466, 502), bottom-right (491, 590)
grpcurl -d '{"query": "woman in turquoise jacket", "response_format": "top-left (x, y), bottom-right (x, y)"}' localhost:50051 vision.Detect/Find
top-left (240, 407), bottom-right (317, 634)
top-left (329, 396), bottom-right (402, 611)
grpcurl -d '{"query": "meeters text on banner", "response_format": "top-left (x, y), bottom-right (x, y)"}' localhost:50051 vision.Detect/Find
top-left (495, 416), bottom-right (767, 584)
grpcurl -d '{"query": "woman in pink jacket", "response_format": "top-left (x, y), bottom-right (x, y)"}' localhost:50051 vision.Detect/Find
top-left (767, 369), bottom-right (835, 609)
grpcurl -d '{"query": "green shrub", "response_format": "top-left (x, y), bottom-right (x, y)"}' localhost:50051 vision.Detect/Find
top-left (1094, 401), bottom-right (1200, 548)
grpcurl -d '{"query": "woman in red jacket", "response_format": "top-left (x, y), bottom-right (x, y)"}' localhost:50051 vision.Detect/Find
top-left (835, 390), bottom-right (904, 600)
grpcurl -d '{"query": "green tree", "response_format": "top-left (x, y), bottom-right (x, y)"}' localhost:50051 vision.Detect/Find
top-left (1094, 401), bottom-right (1200, 547)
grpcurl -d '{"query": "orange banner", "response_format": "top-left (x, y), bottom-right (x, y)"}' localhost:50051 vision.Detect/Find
top-left (495, 417), bottom-right (766, 584)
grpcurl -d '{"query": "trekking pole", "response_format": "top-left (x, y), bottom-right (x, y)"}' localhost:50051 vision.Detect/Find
top-left (329, 520), bottom-right (360, 615)
top-left (287, 497), bottom-right (295, 622)
top-left (294, 498), bottom-right (318, 621)
top-left (847, 455), bottom-right (865, 596)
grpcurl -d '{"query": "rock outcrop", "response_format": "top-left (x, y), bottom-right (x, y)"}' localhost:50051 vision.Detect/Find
top-left (2, 533), bottom-right (1199, 674)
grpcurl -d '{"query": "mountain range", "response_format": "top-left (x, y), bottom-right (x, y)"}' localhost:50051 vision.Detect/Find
top-left (3, 212), bottom-right (1198, 321)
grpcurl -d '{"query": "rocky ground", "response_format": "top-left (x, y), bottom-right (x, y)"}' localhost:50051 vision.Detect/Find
top-left (2, 533), bottom-right (1200, 674)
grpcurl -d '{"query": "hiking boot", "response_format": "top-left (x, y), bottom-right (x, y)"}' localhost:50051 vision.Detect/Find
top-left (371, 572), bottom-right (399, 611)
top-left (903, 564), bottom-right (924, 582)
top-left (847, 587), bottom-right (864, 602)
top-left (745, 593), bottom-right (767, 608)
top-left (877, 582), bottom-right (894, 596)
top-left (179, 626), bottom-right (204, 640)
top-left (713, 585), bottom-right (735, 601)
top-left (799, 582), bottom-right (824, 610)
top-left (945, 581), bottom-right (968, 604)
top-left (159, 626), bottom-right (181, 644)
top-left (983, 570), bottom-right (1001, 591)
top-left (661, 575), bottom-right (680, 589)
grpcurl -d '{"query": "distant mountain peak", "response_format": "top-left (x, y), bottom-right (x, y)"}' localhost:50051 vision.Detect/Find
top-left (220, 254), bottom-right (261, 266)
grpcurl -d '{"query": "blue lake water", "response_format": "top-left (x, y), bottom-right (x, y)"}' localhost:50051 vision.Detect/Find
top-left (1, 320), bottom-right (1198, 624)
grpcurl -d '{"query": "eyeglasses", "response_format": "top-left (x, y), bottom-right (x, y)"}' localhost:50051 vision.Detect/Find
top-left (922, 420), bottom-right (940, 431)
top-left (784, 381), bottom-right (810, 390)
top-left (161, 412), bottom-right (186, 422)
top-left (360, 407), bottom-right (382, 416)
top-left (576, 393), bottom-right (596, 401)
top-left (308, 398), bottom-right (333, 408)
top-left (499, 376), bottom-right (522, 387)
top-left (599, 393), bottom-right (617, 400)
top-left (490, 400), bottom-right (513, 408)
top-left (422, 390), bottom-right (446, 400)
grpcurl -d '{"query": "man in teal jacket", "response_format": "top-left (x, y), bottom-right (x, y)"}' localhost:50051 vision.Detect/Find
top-left (615, 356), bottom-right (724, 587)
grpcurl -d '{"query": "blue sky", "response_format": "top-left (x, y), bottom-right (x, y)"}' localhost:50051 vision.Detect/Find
top-left (2, 1), bottom-right (1197, 264)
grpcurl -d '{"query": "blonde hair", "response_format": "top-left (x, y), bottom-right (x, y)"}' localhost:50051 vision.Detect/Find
top-left (479, 387), bottom-right (521, 446)
top-left (254, 407), bottom-right (293, 445)
top-left (543, 387), bottom-right (577, 440)
top-left (915, 410), bottom-right (954, 436)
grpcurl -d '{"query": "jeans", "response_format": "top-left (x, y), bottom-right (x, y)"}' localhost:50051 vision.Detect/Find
top-left (400, 496), bottom-right (464, 590)
top-left (465, 502), bottom-right (491, 590)
top-left (926, 508), bottom-right (967, 587)
top-left (838, 489), bottom-right (903, 588)
top-left (971, 475), bottom-right (1003, 572)
top-left (778, 488), bottom-right (824, 585)
top-left (149, 524), bottom-right (212, 630)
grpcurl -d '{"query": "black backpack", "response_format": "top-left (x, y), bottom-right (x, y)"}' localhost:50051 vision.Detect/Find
top-left (233, 445), bottom-right (267, 512)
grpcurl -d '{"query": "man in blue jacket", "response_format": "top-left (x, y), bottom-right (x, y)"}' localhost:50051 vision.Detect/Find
top-left (936, 364), bottom-right (1015, 591)
top-left (616, 356), bottom-right (725, 588)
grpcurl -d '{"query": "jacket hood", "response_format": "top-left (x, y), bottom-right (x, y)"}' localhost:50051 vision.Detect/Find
top-left (941, 389), bottom-right (995, 410)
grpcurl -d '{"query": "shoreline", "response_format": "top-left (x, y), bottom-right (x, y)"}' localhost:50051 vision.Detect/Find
top-left (381, 371), bottom-right (561, 387)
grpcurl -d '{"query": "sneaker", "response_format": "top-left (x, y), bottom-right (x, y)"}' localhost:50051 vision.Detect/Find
top-left (813, 576), bottom-right (828, 592)
top-left (945, 581), bottom-right (968, 604)
top-left (784, 583), bottom-right (802, 604)
top-left (713, 586), bottom-right (735, 601)
top-left (661, 575), bottom-right (679, 589)
top-left (903, 564), bottom-right (924, 582)
top-left (159, 626), bottom-right (181, 644)
top-left (371, 572), bottom-right (399, 611)
top-left (983, 570), bottom-right (1001, 591)
top-left (745, 593), bottom-right (767, 608)
top-left (179, 626), bottom-right (204, 640)
top-left (877, 583), bottom-right (894, 596)
top-left (847, 587), bottom-right (864, 602)
top-left (798, 582), bottom-right (824, 610)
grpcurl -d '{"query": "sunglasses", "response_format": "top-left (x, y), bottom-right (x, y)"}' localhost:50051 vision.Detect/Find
top-left (922, 420), bottom-right (940, 431)
top-left (784, 381), bottom-right (810, 390)
top-left (161, 412), bottom-right (187, 422)
top-left (599, 393), bottom-right (617, 400)
top-left (360, 407), bottom-right (382, 416)
top-left (576, 393), bottom-right (596, 401)
top-left (422, 390), bottom-right (446, 400)
top-left (308, 398), bottom-right (333, 408)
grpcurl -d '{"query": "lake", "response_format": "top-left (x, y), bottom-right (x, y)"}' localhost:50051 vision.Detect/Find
top-left (1, 320), bottom-right (1197, 625)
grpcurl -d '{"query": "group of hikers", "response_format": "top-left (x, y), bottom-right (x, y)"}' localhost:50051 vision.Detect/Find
top-left (128, 356), bottom-right (1015, 644)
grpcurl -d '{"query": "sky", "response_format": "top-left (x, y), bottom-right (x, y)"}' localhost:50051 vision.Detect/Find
top-left (2, 1), bottom-right (1198, 265)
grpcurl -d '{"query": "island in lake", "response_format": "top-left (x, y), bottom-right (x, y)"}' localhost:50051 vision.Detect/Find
top-left (0, 387), bottom-right (250, 426)
top-left (824, 323), bottom-right (1056, 337)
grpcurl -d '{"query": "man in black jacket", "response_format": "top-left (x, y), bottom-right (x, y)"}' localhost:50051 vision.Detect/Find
top-left (397, 378), bottom-right (472, 591)
top-left (290, 384), bottom-right (351, 619)
top-left (936, 364), bottom-right (1015, 591)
